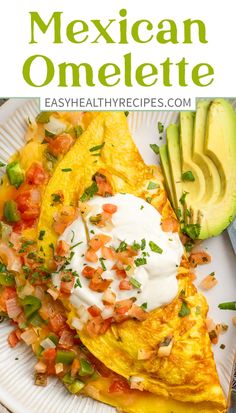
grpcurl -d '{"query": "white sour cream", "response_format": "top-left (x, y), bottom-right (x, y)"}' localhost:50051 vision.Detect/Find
top-left (53, 194), bottom-right (184, 311)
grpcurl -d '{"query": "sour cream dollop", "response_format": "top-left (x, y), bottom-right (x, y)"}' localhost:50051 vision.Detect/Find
top-left (53, 194), bottom-right (184, 312)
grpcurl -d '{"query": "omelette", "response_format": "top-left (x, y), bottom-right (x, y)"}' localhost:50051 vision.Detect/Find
top-left (0, 111), bottom-right (226, 413)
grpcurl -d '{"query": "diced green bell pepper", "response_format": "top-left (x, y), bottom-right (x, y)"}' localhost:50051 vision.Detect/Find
top-left (28, 311), bottom-right (44, 327)
top-left (21, 295), bottom-right (41, 319)
top-left (36, 112), bottom-right (51, 123)
top-left (79, 359), bottom-right (94, 376)
top-left (56, 350), bottom-right (76, 365)
top-left (3, 201), bottom-right (20, 223)
top-left (6, 160), bottom-right (24, 188)
top-left (0, 273), bottom-right (15, 286)
top-left (48, 333), bottom-right (59, 345)
top-left (62, 373), bottom-right (85, 394)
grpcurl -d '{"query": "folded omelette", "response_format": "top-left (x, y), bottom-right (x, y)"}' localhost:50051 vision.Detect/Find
top-left (35, 112), bottom-right (226, 412)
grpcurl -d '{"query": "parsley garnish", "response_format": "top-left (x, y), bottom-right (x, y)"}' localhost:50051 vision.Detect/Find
top-left (116, 241), bottom-right (127, 252)
top-left (74, 278), bottom-right (82, 288)
top-left (131, 241), bottom-right (141, 251)
top-left (150, 144), bottom-right (159, 155)
top-left (147, 181), bottom-right (159, 190)
top-left (182, 171), bottom-right (195, 182)
top-left (89, 142), bottom-right (105, 152)
top-left (80, 181), bottom-right (98, 202)
top-left (130, 277), bottom-right (141, 289)
top-left (135, 257), bottom-right (147, 267)
top-left (141, 239), bottom-right (146, 250)
top-left (149, 241), bottom-right (163, 254)
top-left (140, 205), bottom-right (144, 210)
top-left (38, 230), bottom-right (45, 241)
top-left (179, 191), bottom-right (189, 205)
top-left (70, 241), bottom-right (83, 250)
top-left (140, 302), bottom-right (147, 310)
top-left (99, 257), bottom-right (107, 271)
top-left (74, 125), bottom-right (83, 138)
top-left (181, 223), bottom-right (201, 240)
top-left (158, 121), bottom-right (164, 133)
top-left (61, 168), bottom-right (72, 172)
top-left (51, 193), bottom-right (63, 204)
top-left (178, 301), bottom-right (191, 317)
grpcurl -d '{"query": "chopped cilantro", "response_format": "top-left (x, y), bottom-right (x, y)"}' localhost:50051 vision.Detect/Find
top-left (38, 230), bottom-right (45, 241)
top-left (147, 181), bottom-right (159, 190)
top-left (140, 205), bottom-right (144, 210)
top-left (181, 223), bottom-right (201, 240)
top-left (90, 230), bottom-right (95, 234)
top-left (186, 208), bottom-right (191, 217)
top-left (141, 239), bottom-right (146, 250)
top-left (80, 181), bottom-right (98, 202)
top-left (116, 241), bottom-right (127, 252)
top-left (131, 241), bottom-right (141, 251)
top-left (125, 265), bottom-right (131, 272)
top-left (149, 241), bottom-right (163, 254)
top-left (185, 241), bottom-right (194, 253)
top-left (134, 257), bottom-right (147, 267)
top-left (146, 197), bottom-right (152, 203)
top-left (99, 257), bottom-right (107, 271)
top-left (70, 241), bottom-right (83, 250)
top-left (49, 243), bottom-right (55, 253)
top-left (74, 125), bottom-right (83, 138)
top-left (176, 208), bottom-right (182, 219)
top-left (89, 142), bottom-right (105, 152)
top-left (61, 168), bottom-right (72, 172)
top-left (70, 230), bottom-right (75, 243)
top-left (178, 301), bottom-right (191, 317)
top-left (0, 161), bottom-right (6, 167)
top-left (74, 278), bottom-right (82, 288)
top-left (130, 277), bottom-right (141, 289)
top-left (158, 121), bottom-right (164, 133)
top-left (140, 302), bottom-right (147, 310)
top-left (179, 191), bottom-right (189, 205)
top-left (51, 193), bottom-right (63, 204)
top-left (182, 171), bottom-right (195, 182)
top-left (124, 111), bottom-right (129, 117)
top-left (150, 144), bottom-right (159, 155)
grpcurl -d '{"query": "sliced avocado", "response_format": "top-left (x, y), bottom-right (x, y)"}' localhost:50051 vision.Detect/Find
top-left (159, 144), bottom-right (175, 208)
top-left (193, 100), bottom-right (221, 204)
top-left (199, 98), bottom-right (236, 238)
top-left (159, 99), bottom-right (236, 240)
top-left (179, 112), bottom-right (206, 205)
top-left (166, 124), bottom-right (183, 213)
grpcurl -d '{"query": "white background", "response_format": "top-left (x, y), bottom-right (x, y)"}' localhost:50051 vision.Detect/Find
top-left (0, 0), bottom-right (236, 109)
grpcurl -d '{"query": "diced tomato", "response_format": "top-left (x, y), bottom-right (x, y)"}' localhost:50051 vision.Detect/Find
top-left (46, 361), bottom-right (56, 376)
top-left (53, 221), bottom-right (67, 235)
top-left (128, 304), bottom-right (148, 321)
top-left (89, 234), bottom-right (111, 251)
top-left (60, 277), bottom-right (75, 294)
top-left (115, 269), bottom-right (127, 279)
top-left (82, 266), bottom-right (96, 279)
top-left (101, 246), bottom-right (115, 260)
top-left (0, 287), bottom-right (17, 312)
top-left (86, 316), bottom-right (112, 337)
top-left (8, 329), bottom-right (21, 348)
top-left (200, 274), bottom-right (218, 290)
top-left (115, 299), bottom-right (134, 315)
top-left (94, 173), bottom-right (113, 197)
top-left (87, 305), bottom-right (101, 317)
top-left (15, 189), bottom-right (40, 213)
top-left (119, 280), bottom-right (132, 290)
top-left (21, 206), bottom-right (40, 221)
top-left (89, 273), bottom-right (112, 292)
top-left (43, 348), bottom-right (56, 361)
top-left (161, 217), bottom-right (179, 232)
top-left (26, 162), bottom-right (48, 185)
top-left (56, 240), bottom-right (70, 257)
top-left (53, 206), bottom-right (78, 235)
top-left (109, 378), bottom-right (131, 394)
top-left (189, 251), bottom-right (211, 267)
top-left (48, 133), bottom-right (74, 157)
top-left (102, 204), bottom-right (117, 214)
top-left (85, 249), bottom-right (98, 263)
top-left (50, 313), bottom-right (67, 333)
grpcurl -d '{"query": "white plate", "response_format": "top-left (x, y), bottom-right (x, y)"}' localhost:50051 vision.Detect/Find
top-left (0, 99), bottom-right (235, 413)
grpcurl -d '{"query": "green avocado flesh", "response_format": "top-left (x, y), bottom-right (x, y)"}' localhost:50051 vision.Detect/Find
top-left (159, 99), bottom-right (236, 239)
